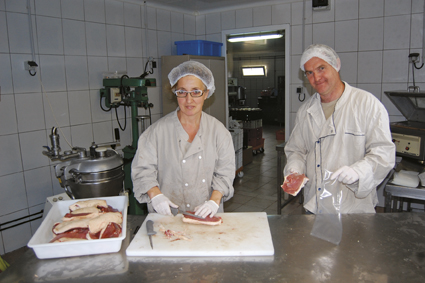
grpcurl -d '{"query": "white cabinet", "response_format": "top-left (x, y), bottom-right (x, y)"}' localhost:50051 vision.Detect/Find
top-left (161, 55), bottom-right (227, 126)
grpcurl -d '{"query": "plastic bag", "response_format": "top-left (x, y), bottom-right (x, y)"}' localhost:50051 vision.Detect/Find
top-left (310, 169), bottom-right (342, 245)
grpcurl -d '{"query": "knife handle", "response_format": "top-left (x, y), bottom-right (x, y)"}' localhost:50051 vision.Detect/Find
top-left (146, 220), bottom-right (156, 235)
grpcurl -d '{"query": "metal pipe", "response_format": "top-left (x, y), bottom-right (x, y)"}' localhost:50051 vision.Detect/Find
top-left (131, 96), bottom-right (139, 148)
top-left (27, 0), bottom-right (36, 62)
top-left (423, 2), bottom-right (425, 64)
top-left (0, 210), bottom-right (43, 232)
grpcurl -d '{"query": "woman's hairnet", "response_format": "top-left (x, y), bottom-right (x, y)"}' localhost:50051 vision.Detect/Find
top-left (300, 44), bottom-right (341, 72)
top-left (168, 61), bottom-right (215, 98)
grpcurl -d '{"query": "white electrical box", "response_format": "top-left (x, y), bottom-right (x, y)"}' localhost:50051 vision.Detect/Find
top-left (110, 88), bottom-right (121, 103)
top-left (392, 132), bottom-right (421, 157)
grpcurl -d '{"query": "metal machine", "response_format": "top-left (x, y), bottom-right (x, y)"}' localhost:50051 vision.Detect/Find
top-left (43, 127), bottom-right (124, 200)
top-left (228, 85), bottom-right (246, 107)
top-left (385, 90), bottom-right (425, 162)
top-left (100, 74), bottom-right (156, 215)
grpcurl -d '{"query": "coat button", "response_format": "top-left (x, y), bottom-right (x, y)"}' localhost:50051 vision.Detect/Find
top-left (187, 204), bottom-right (190, 207)
top-left (182, 160), bottom-right (186, 163)
top-left (185, 183), bottom-right (188, 186)
top-left (202, 179), bottom-right (205, 182)
top-left (199, 156), bottom-right (202, 159)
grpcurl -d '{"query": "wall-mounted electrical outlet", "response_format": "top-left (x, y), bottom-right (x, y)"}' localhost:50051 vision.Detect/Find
top-left (409, 53), bottom-right (420, 63)
top-left (24, 61), bottom-right (38, 71)
top-left (297, 87), bottom-right (303, 93)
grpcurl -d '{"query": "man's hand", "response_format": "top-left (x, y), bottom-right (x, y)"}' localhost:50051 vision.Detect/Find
top-left (194, 200), bottom-right (219, 218)
top-left (150, 194), bottom-right (178, 215)
top-left (330, 166), bottom-right (359, 184)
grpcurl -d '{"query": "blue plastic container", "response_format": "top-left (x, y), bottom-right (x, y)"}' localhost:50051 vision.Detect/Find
top-left (175, 40), bottom-right (223, 57)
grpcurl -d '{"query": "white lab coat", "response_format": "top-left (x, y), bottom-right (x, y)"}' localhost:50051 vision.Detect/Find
top-left (131, 108), bottom-right (235, 213)
top-left (284, 83), bottom-right (395, 213)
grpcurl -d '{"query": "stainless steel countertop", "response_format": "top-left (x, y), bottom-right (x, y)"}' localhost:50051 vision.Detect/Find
top-left (1, 213), bottom-right (425, 282)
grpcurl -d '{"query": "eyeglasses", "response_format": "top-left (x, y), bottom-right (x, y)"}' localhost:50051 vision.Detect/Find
top-left (304, 65), bottom-right (326, 78)
top-left (173, 89), bottom-right (205, 98)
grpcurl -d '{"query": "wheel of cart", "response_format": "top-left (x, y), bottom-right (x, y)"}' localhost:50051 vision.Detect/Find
top-left (236, 166), bottom-right (244, 178)
top-left (252, 138), bottom-right (265, 155)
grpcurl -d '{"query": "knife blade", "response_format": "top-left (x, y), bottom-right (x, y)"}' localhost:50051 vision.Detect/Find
top-left (170, 207), bottom-right (206, 220)
top-left (146, 220), bottom-right (156, 249)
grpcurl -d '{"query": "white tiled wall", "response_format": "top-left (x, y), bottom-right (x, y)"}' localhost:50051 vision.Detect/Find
top-left (1, 0), bottom-right (424, 254)
top-left (0, 0), bottom-right (195, 254)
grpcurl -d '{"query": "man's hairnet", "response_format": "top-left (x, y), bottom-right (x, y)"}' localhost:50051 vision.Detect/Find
top-left (300, 44), bottom-right (341, 72)
top-left (168, 61), bottom-right (215, 98)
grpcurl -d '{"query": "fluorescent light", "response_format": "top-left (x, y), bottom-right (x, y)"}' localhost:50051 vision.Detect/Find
top-left (242, 67), bottom-right (265, 76)
top-left (228, 34), bottom-right (283, 42)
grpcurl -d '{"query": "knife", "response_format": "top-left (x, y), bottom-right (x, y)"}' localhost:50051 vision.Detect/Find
top-left (146, 220), bottom-right (156, 249)
top-left (170, 207), bottom-right (206, 220)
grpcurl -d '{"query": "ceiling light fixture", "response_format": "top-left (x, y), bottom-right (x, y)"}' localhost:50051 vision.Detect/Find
top-left (242, 67), bottom-right (266, 76)
top-left (228, 33), bottom-right (283, 42)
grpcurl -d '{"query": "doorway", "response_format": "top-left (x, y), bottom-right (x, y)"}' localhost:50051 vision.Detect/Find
top-left (221, 24), bottom-right (290, 135)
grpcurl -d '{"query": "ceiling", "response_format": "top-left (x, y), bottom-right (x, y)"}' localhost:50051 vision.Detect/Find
top-left (139, 0), bottom-right (272, 14)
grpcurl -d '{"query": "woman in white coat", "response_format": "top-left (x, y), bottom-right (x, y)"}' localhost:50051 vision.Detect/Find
top-left (131, 61), bottom-right (235, 218)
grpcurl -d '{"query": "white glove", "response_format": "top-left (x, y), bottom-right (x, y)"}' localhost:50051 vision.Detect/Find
top-left (150, 194), bottom-right (178, 216)
top-left (330, 166), bottom-right (359, 184)
top-left (194, 200), bottom-right (219, 218)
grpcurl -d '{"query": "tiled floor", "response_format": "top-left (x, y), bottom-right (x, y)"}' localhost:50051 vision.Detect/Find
top-left (224, 124), bottom-right (305, 215)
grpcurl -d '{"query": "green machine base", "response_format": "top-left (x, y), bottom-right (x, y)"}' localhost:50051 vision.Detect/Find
top-left (123, 145), bottom-right (148, 215)
top-left (101, 76), bottom-right (156, 215)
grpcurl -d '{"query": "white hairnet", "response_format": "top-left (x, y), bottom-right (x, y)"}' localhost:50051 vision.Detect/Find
top-left (300, 44), bottom-right (341, 72)
top-left (168, 61), bottom-right (215, 98)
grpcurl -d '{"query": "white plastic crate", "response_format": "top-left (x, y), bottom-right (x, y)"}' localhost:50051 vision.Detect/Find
top-left (230, 128), bottom-right (243, 151)
top-left (235, 148), bottom-right (243, 170)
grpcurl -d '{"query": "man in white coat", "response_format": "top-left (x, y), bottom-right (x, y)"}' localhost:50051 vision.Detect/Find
top-left (284, 44), bottom-right (395, 214)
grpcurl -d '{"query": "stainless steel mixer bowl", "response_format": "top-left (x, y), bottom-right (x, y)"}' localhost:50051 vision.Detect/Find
top-left (66, 166), bottom-right (124, 199)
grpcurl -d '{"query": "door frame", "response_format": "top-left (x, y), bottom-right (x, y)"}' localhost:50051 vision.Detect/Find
top-left (221, 24), bottom-right (290, 135)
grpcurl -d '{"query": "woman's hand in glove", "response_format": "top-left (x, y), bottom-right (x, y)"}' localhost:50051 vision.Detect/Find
top-left (150, 194), bottom-right (178, 215)
top-left (194, 200), bottom-right (219, 218)
top-left (330, 166), bottom-right (359, 184)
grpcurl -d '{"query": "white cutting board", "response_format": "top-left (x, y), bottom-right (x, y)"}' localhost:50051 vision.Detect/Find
top-left (126, 212), bottom-right (274, 257)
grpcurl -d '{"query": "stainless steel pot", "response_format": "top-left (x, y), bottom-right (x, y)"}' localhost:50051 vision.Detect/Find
top-left (54, 148), bottom-right (124, 199)
top-left (228, 86), bottom-right (246, 100)
top-left (236, 86), bottom-right (246, 100)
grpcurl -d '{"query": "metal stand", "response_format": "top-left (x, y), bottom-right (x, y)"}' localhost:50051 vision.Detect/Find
top-left (276, 142), bottom-right (298, 214)
top-left (384, 184), bottom-right (425, 212)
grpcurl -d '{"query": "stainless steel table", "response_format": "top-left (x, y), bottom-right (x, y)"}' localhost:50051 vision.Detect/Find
top-left (1, 213), bottom-right (425, 282)
top-left (385, 184), bottom-right (425, 212)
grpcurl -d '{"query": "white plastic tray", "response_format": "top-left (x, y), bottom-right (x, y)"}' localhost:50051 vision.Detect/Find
top-left (28, 196), bottom-right (128, 259)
